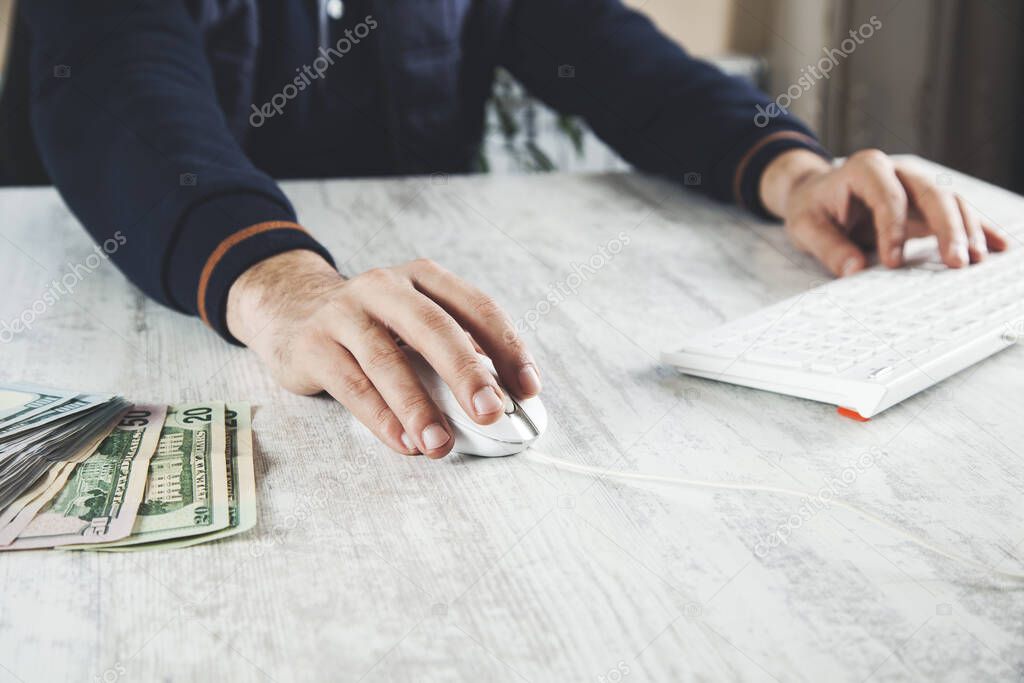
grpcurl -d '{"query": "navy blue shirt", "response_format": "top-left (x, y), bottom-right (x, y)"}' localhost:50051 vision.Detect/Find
top-left (4, 0), bottom-right (827, 343)
top-left (249, 1), bottom-right (391, 179)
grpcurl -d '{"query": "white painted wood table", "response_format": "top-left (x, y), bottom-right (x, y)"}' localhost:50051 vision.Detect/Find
top-left (0, 158), bottom-right (1022, 682)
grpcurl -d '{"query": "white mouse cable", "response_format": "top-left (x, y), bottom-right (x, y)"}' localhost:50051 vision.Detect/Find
top-left (523, 449), bottom-right (1024, 582)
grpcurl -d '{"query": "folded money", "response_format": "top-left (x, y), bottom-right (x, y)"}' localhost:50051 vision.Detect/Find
top-left (0, 385), bottom-right (126, 511)
top-left (0, 384), bottom-right (257, 551)
top-left (79, 403), bottom-right (257, 552)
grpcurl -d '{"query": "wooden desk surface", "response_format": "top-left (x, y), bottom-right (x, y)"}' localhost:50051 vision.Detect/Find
top-left (1, 158), bottom-right (1022, 682)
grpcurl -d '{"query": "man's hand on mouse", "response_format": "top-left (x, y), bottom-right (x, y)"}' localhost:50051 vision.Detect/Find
top-left (226, 250), bottom-right (541, 458)
top-left (759, 148), bottom-right (1009, 276)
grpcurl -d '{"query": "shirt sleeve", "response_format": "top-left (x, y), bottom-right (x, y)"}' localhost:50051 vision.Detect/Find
top-left (22, 0), bottom-right (334, 344)
top-left (499, 0), bottom-right (831, 218)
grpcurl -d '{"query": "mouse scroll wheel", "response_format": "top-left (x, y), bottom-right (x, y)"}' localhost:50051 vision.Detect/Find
top-left (502, 392), bottom-right (516, 415)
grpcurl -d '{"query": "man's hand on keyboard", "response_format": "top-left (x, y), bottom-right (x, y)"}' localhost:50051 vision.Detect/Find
top-left (759, 148), bottom-right (1009, 277)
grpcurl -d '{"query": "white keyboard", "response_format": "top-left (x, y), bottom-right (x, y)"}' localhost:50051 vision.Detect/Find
top-left (663, 244), bottom-right (1024, 419)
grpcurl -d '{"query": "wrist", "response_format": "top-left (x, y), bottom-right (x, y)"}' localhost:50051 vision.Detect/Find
top-left (226, 249), bottom-right (340, 345)
top-left (758, 149), bottom-right (833, 220)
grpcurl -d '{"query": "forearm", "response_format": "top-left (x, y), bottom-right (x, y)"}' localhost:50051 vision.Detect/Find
top-left (501, 0), bottom-right (828, 207)
top-left (24, 1), bottom-right (332, 341)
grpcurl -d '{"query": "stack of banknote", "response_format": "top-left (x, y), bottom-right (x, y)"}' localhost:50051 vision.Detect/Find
top-left (0, 383), bottom-right (256, 551)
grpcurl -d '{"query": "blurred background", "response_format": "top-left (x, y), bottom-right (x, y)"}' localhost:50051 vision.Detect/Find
top-left (2, 0), bottom-right (1023, 192)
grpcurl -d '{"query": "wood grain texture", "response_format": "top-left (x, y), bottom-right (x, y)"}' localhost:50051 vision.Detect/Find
top-left (0, 157), bottom-right (1022, 682)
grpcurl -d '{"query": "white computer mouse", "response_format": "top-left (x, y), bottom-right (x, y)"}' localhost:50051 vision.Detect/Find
top-left (401, 346), bottom-right (547, 457)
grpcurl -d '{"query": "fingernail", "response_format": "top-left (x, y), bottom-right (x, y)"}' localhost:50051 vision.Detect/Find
top-left (889, 246), bottom-right (903, 265)
top-left (840, 257), bottom-right (860, 277)
top-left (518, 365), bottom-right (542, 395)
top-left (421, 423), bottom-right (450, 450)
top-left (472, 386), bottom-right (504, 416)
top-left (400, 432), bottom-right (416, 452)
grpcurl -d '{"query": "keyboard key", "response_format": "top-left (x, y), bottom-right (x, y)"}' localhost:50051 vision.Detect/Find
top-left (811, 359), bottom-right (854, 374)
top-left (744, 349), bottom-right (815, 368)
top-left (867, 365), bottom-right (895, 380)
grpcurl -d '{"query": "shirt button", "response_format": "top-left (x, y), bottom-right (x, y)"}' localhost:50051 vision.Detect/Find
top-left (326, 0), bottom-right (345, 20)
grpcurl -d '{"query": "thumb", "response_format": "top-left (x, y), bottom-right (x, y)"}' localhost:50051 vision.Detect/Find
top-left (788, 216), bottom-right (868, 278)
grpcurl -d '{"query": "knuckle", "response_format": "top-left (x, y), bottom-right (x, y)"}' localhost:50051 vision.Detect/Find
top-left (940, 189), bottom-right (962, 212)
top-left (352, 315), bottom-right (380, 336)
top-left (882, 185), bottom-right (907, 209)
top-left (889, 201), bottom-right (909, 223)
top-left (399, 391), bottom-right (435, 417)
top-left (357, 267), bottom-right (399, 289)
top-left (879, 208), bottom-right (907, 234)
top-left (504, 336), bottom-right (530, 362)
top-left (275, 371), bottom-right (321, 396)
top-left (340, 372), bottom-right (376, 399)
top-left (452, 352), bottom-right (486, 382)
top-left (411, 257), bottom-right (444, 274)
top-left (320, 299), bottom-right (376, 339)
top-left (323, 297), bottom-right (364, 324)
top-left (365, 344), bottom-right (406, 372)
top-left (853, 148), bottom-right (889, 168)
top-left (472, 295), bottom-right (506, 323)
top-left (421, 306), bottom-right (457, 334)
top-left (371, 403), bottom-right (396, 431)
top-left (500, 326), bottom-right (521, 347)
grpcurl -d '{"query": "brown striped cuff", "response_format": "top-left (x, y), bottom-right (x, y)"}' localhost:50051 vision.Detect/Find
top-left (166, 192), bottom-right (334, 344)
top-left (732, 131), bottom-right (830, 219)
top-left (197, 220), bottom-right (307, 324)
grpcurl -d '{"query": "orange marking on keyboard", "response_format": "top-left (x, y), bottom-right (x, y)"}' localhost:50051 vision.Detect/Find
top-left (837, 407), bottom-right (870, 422)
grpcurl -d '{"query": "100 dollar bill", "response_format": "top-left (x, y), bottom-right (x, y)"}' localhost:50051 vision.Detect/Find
top-left (70, 402), bottom-right (230, 549)
top-left (1, 406), bottom-right (166, 550)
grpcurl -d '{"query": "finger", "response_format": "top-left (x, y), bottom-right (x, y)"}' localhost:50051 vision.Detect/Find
top-left (983, 224), bottom-right (1010, 252)
top-left (902, 212), bottom-right (1006, 254)
top-left (896, 167), bottom-right (970, 268)
top-left (334, 317), bottom-right (454, 459)
top-left (955, 195), bottom-right (988, 263)
top-left (404, 258), bottom-right (541, 398)
top-left (315, 341), bottom-right (419, 456)
top-left (847, 150), bottom-right (909, 267)
top-left (788, 215), bottom-right (868, 277)
top-left (355, 270), bottom-right (508, 426)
